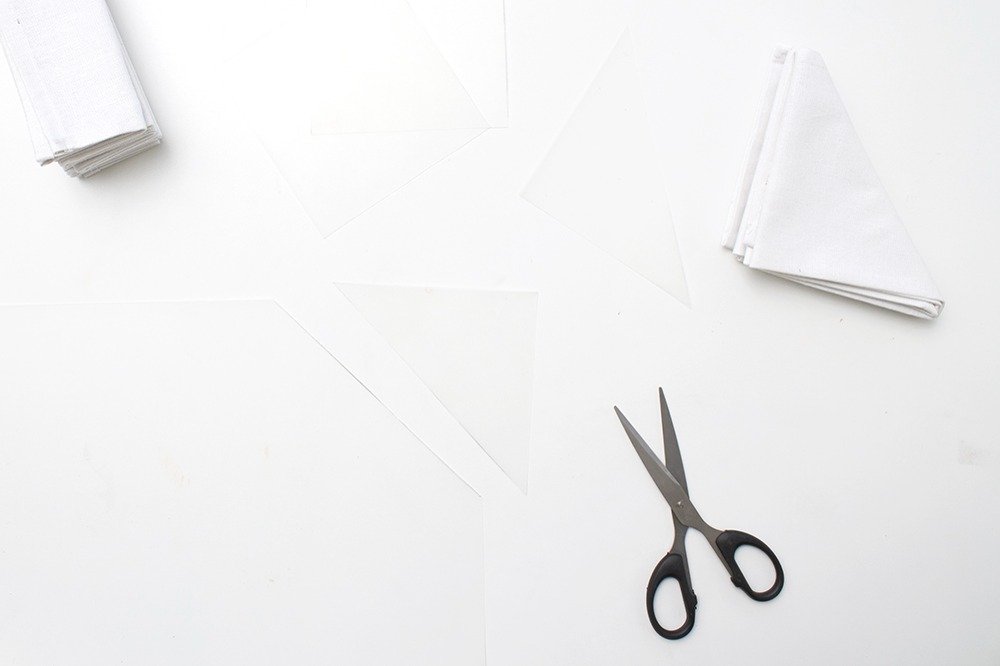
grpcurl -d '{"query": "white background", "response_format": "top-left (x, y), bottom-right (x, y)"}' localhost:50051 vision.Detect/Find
top-left (1, 0), bottom-right (999, 663)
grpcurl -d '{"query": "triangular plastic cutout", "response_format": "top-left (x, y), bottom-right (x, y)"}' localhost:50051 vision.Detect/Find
top-left (407, 0), bottom-right (509, 127)
top-left (724, 47), bottom-right (943, 318)
top-left (308, 0), bottom-right (488, 134)
top-left (522, 29), bottom-right (688, 304)
top-left (223, 14), bottom-right (484, 236)
top-left (0, 301), bottom-right (484, 663)
top-left (337, 284), bottom-right (537, 492)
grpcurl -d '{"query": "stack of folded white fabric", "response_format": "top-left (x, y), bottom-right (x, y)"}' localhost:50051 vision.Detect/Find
top-left (0, 0), bottom-right (160, 177)
top-left (723, 46), bottom-right (943, 319)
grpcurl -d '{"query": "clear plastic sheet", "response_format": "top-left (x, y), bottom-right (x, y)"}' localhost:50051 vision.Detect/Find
top-left (523, 30), bottom-right (688, 304)
top-left (337, 283), bottom-right (537, 492)
top-left (224, 13), bottom-right (486, 236)
top-left (308, 0), bottom-right (505, 134)
top-left (0, 301), bottom-right (484, 663)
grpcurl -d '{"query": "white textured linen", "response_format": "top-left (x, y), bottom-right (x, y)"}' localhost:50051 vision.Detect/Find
top-left (723, 46), bottom-right (943, 319)
top-left (0, 0), bottom-right (160, 177)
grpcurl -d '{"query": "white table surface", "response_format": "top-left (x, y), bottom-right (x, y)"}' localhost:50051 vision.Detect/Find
top-left (0, 0), bottom-right (998, 663)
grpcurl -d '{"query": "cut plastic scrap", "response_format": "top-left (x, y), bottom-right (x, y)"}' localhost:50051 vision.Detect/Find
top-left (336, 283), bottom-right (538, 493)
top-left (406, 0), bottom-right (509, 127)
top-left (0, 300), bottom-right (484, 664)
top-left (222, 11), bottom-right (484, 237)
top-left (260, 126), bottom-right (485, 237)
top-left (724, 46), bottom-right (943, 319)
top-left (522, 29), bottom-right (689, 305)
top-left (308, 0), bottom-right (488, 134)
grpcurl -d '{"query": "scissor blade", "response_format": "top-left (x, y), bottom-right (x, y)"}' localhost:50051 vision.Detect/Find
top-left (615, 407), bottom-right (691, 511)
top-left (659, 388), bottom-right (688, 494)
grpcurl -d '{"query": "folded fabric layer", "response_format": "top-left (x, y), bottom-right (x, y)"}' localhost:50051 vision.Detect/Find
top-left (0, 0), bottom-right (160, 177)
top-left (723, 46), bottom-right (943, 319)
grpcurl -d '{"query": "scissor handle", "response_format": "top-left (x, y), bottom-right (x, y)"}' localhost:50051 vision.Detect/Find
top-left (645, 552), bottom-right (698, 640)
top-left (715, 530), bottom-right (784, 601)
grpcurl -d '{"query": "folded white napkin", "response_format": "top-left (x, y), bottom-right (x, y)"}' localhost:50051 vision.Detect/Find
top-left (0, 0), bottom-right (160, 177)
top-left (723, 46), bottom-right (943, 319)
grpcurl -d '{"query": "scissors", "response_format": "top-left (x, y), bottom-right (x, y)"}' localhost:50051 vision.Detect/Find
top-left (614, 389), bottom-right (784, 640)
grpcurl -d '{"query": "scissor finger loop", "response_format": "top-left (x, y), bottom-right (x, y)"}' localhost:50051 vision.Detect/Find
top-left (616, 389), bottom-right (784, 641)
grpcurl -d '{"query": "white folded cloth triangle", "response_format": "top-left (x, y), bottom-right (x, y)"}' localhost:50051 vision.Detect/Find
top-left (723, 46), bottom-right (943, 319)
top-left (0, 0), bottom-right (160, 177)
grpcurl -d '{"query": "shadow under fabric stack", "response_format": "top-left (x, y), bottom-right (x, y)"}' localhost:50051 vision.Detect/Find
top-left (0, 0), bottom-right (160, 177)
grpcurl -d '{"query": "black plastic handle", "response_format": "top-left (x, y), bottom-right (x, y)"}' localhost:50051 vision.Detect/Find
top-left (715, 530), bottom-right (784, 601)
top-left (645, 552), bottom-right (698, 640)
